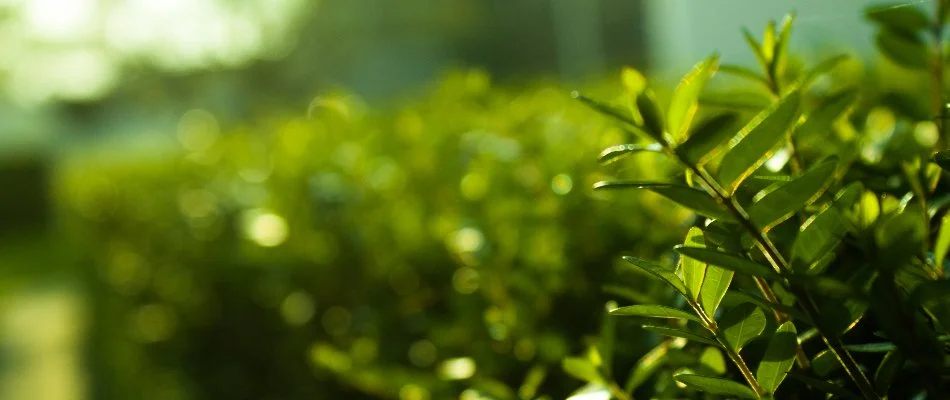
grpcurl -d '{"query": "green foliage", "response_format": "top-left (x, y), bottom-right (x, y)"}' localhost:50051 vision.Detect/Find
top-left (573, 5), bottom-right (950, 400)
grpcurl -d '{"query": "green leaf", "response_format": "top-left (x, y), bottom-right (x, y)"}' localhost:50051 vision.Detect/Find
top-left (636, 90), bottom-right (667, 142)
top-left (676, 112), bottom-right (740, 166)
top-left (699, 263), bottom-right (734, 317)
top-left (572, 92), bottom-right (636, 126)
top-left (700, 91), bottom-right (772, 110)
top-left (843, 342), bottom-right (896, 353)
top-left (800, 54), bottom-right (850, 88)
top-left (811, 349), bottom-right (841, 377)
top-left (668, 55), bottom-right (720, 142)
top-left (593, 181), bottom-right (734, 222)
top-left (798, 89), bottom-right (858, 138)
top-left (642, 325), bottom-right (719, 346)
top-left (598, 143), bottom-right (665, 165)
top-left (866, 4), bottom-right (931, 35)
top-left (609, 304), bottom-right (701, 322)
top-left (624, 344), bottom-right (667, 392)
top-left (787, 370), bottom-right (863, 400)
top-left (717, 91), bottom-right (801, 194)
top-left (791, 205), bottom-right (847, 270)
top-left (699, 347), bottom-right (727, 375)
top-left (719, 303), bottom-right (767, 352)
top-left (875, 28), bottom-right (929, 69)
top-left (621, 256), bottom-right (689, 296)
top-left (756, 321), bottom-right (798, 394)
top-left (674, 246), bottom-right (780, 278)
top-left (748, 158), bottom-right (838, 231)
top-left (719, 64), bottom-right (769, 87)
top-left (770, 13), bottom-right (795, 81)
top-left (742, 28), bottom-right (769, 74)
top-left (682, 227), bottom-right (707, 300)
top-left (934, 150), bottom-right (950, 172)
top-left (874, 350), bottom-right (903, 395)
top-left (674, 373), bottom-right (757, 399)
top-left (562, 357), bottom-right (603, 384)
top-left (724, 290), bottom-right (811, 324)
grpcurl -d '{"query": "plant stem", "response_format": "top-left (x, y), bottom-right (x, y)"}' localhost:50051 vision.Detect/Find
top-left (689, 299), bottom-right (766, 398)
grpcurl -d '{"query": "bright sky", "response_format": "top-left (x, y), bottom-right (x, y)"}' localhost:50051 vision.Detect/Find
top-left (0, 0), bottom-right (308, 105)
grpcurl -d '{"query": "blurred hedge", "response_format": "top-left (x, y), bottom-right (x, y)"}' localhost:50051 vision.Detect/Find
top-left (53, 70), bottom-right (695, 399)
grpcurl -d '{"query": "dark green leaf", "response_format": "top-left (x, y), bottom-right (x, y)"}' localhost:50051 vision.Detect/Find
top-left (674, 373), bottom-right (757, 399)
top-left (756, 321), bottom-right (798, 394)
top-left (609, 304), bottom-right (701, 322)
top-left (844, 342), bottom-right (897, 352)
top-left (787, 370), bottom-right (863, 400)
top-left (562, 357), bottom-right (603, 384)
top-left (791, 206), bottom-right (848, 270)
top-left (934, 150), bottom-right (950, 172)
top-left (874, 350), bottom-right (903, 395)
top-left (668, 55), bottom-right (720, 142)
top-left (874, 206), bottom-right (927, 270)
top-left (700, 91), bottom-right (772, 110)
top-left (875, 28), bottom-right (929, 69)
top-left (719, 64), bottom-right (769, 87)
top-left (624, 344), bottom-right (667, 392)
top-left (798, 89), bottom-right (859, 138)
top-left (866, 4), bottom-right (931, 35)
top-left (593, 181), bottom-right (734, 222)
top-left (682, 227), bottom-right (707, 300)
top-left (719, 303), bottom-right (767, 352)
top-left (800, 54), bottom-right (850, 88)
top-left (749, 158), bottom-right (838, 231)
top-left (598, 143), bottom-right (665, 165)
top-left (636, 90), bottom-right (666, 142)
top-left (674, 246), bottom-right (780, 278)
top-left (642, 325), bottom-right (719, 346)
top-left (717, 91), bottom-right (802, 194)
top-left (811, 349), bottom-right (841, 377)
top-left (724, 290), bottom-right (811, 324)
top-left (676, 112), bottom-right (740, 166)
top-left (621, 256), bottom-right (689, 296)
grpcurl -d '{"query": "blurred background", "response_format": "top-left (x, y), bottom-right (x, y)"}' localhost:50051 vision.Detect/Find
top-left (0, 0), bottom-right (893, 399)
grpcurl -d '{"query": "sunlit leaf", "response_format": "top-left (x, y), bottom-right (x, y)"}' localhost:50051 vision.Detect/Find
top-left (593, 181), bottom-right (734, 222)
top-left (676, 112), bottom-right (740, 166)
top-left (598, 143), bottom-right (665, 165)
top-left (717, 91), bottom-right (802, 194)
top-left (742, 28), bottom-right (769, 74)
top-left (682, 227), bottom-right (707, 300)
top-left (674, 373), bottom-right (757, 399)
top-left (562, 357), bottom-right (603, 384)
top-left (642, 325), bottom-right (719, 346)
top-left (624, 344), bottom-right (667, 392)
top-left (771, 13), bottom-right (795, 82)
top-left (699, 347), bottom-right (727, 375)
top-left (724, 290), bottom-right (811, 324)
top-left (674, 246), bottom-right (780, 278)
top-left (609, 304), bottom-right (701, 322)
top-left (636, 90), bottom-right (667, 142)
top-left (748, 158), bottom-right (838, 231)
top-left (874, 350), bottom-right (903, 395)
top-left (875, 29), bottom-right (929, 69)
top-left (719, 303), bottom-right (767, 352)
top-left (798, 89), bottom-right (858, 138)
top-left (668, 55), bottom-right (720, 142)
top-left (699, 263), bottom-right (734, 317)
top-left (756, 321), bottom-right (798, 394)
top-left (700, 91), bottom-right (772, 110)
top-left (621, 66), bottom-right (647, 94)
top-left (791, 206), bottom-right (848, 270)
top-left (621, 256), bottom-right (689, 296)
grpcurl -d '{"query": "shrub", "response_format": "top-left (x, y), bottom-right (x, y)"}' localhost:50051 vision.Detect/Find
top-left (567, 5), bottom-right (950, 400)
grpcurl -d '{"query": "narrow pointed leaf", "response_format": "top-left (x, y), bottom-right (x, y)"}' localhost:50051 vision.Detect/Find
top-left (875, 29), bottom-right (929, 69)
top-left (748, 158), bottom-right (838, 231)
top-left (798, 89), bottom-right (859, 138)
top-left (682, 227), bottom-right (707, 300)
top-left (621, 256), bottom-right (688, 296)
top-left (719, 64), bottom-right (769, 87)
top-left (624, 344), bottom-right (667, 392)
top-left (719, 303), bottom-right (767, 352)
top-left (676, 112), bottom-right (740, 166)
top-left (874, 350), bottom-right (903, 395)
top-left (593, 181), bottom-right (734, 222)
top-left (771, 13), bottom-right (795, 80)
top-left (742, 28), bottom-right (769, 73)
top-left (935, 213), bottom-right (950, 269)
top-left (757, 321), bottom-right (798, 394)
top-left (699, 264), bottom-right (734, 317)
top-left (562, 357), bottom-right (603, 384)
top-left (609, 304), bottom-right (701, 323)
top-left (674, 373), bottom-right (757, 399)
top-left (791, 206), bottom-right (848, 269)
top-left (598, 143), bottom-right (665, 165)
top-left (800, 54), bottom-right (850, 88)
top-left (674, 246), bottom-right (779, 278)
top-left (717, 91), bottom-right (801, 194)
top-left (636, 90), bottom-right (666, 142)
top-left (668, 55), bottom-right (720, 142)
top-left (642, 325), bottom-right (719, 346)
top-left (844, 342), bottom-right (897, 353)
top-left (572, 92), bottom-right (637, 126)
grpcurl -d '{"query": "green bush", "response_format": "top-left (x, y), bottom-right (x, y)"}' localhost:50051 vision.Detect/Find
top-left (55, 71), bottom-right (690, 399)
top-left (566, 5), bottom-right (950, 400)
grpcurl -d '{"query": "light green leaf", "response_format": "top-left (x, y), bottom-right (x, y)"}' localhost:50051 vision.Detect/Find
top-left (699, 347), bottom-right (727, 375)
top-left (700, 91), bottom-right (772, 110)
top-left (674, 246), bottom-right (779, 278)
top-left (866, 4), bottom-right (931, 34)
top-left (724, 290), bottom-right (811, 324)
top-left (791, 206), bottom-right (848, 270)
top-left (935, 213), bottom-right (950, 271)
top-left (874, 350), bottom-right (903, 395)
top-left (875, 29), bottom-right (929, 69)
top-left (621, 256), bottom-right (689, 296)
top-left (636, 90), bottom-right (666, 142)
top-left (748, 158), bottom-right (838, 231)
top-left (573, 92), bottom-right (661, 143)
top-left (756, 321), bottom-right (798, 394)
top-left (699, 264), bottom-right (734, 317)
top-left (562, 357), bottom-right (603, 384)
top-left (770, 13), bottom-right (795, 81)
top-left (844, 342), bottom-right (897, 353)
top-left (719, 303), bottom-right (767, 352)
top-left (717, 91), bottom-right (801, 194)
top-left (668, 55), bottom-right (720, 142)
top-left (682, 227), bottom-right (707, 300)
top-left (598, 143), bottom-right (665, 165)
top-left (719, 65), bottom-right (769, 87)
top-left (676, 112), bottom-right (740, 166)
top-left (742, 28), bottom-right (769, 73)
top-left (800, 54), bottom-right (850, 88)
top-left (642, 325), bottom-right (719, 346)
top-left (674, 373), bottom-right (757, 399)
top-left (798, 89), bottom-right (858, 137)
top-left (593, 181), bottom-right (734, 222)
top-left (609, 304), bottom-right (701, 322)
top-left (624, 344), bottom-right (667, 392)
